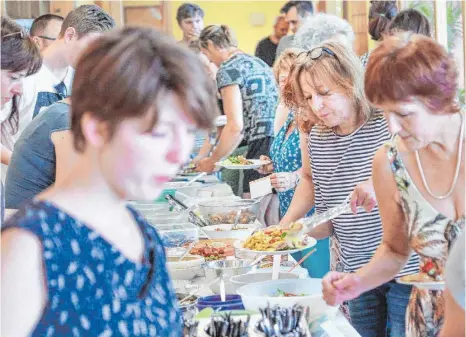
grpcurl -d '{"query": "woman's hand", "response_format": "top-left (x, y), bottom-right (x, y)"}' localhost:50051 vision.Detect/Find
top-left (350, 178), bottom-right (377, 214)
top-left (196, 157), bottom-right (217, 173)
top-left (271, 171), bottom-right (300, 192)
top-left (322, 272), bottom-right (364, 306)
top-left (256, 155), bottom-right (274, 174)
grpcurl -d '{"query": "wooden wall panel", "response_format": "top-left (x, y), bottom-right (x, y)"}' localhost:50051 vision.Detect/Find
top-left (344, 0), bottom-right (368, 56)
top-left (49, 1), bottom-right (76, 17)
top-left (5, 0), bottom-right (48, 19)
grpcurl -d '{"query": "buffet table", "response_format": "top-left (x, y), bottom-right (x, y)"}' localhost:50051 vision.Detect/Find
top-left (160, 176), bottom-right (361, 337)
top-left (173, 263), bottom-right (361, 337)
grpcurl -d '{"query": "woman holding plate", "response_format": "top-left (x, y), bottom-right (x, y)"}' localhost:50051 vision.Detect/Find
top-left (322, 33), bottom-right (464, 337)
top-left (195, 25), bottom-right (279, 197)
top-left (280, 40), bottom-right (419, 336)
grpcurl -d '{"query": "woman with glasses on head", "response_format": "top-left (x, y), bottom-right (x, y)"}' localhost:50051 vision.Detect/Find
top-left (280, 41), bottom-right (419, 337)
top-left (1, 27), bottom-right (218, 337)
top-left (1, 17), bottom-right (42, 166)
top-left (1, 17), bottom-right (42, 222)
top-left (322, 33), bottom-right (464, 337)
top-left (257, 48), bottom-right (330, 278)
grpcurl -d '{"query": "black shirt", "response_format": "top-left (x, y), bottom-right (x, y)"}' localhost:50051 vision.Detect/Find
top-left (255, 36), bottom-right (277, 67)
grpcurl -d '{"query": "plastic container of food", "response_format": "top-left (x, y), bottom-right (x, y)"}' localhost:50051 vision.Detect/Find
top-left (197, 199), bottom-right (261, 225)
top-left (157, 223), bottom-right (199, 247)
top-left (128, 201), bottom-right (171, 214)
top-left (236, 278), bottom-right (339, 319)
top-left (145, 211), bottom-right (189, 226)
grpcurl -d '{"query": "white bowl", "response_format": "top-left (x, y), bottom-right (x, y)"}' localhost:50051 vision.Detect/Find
top-left (236, 278), bottom-right (339, 319)
top-left (167, 255), bottom-right (205, 280)
top-left (202, 223), bottom-right (257, 240)
top-left (230, 272), bottom-right (300, 292)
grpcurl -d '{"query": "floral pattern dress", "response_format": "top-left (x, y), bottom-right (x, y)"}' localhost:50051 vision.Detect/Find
top-left (386, 138), bottom-right (464, 337)
top-left (269, 112), bottom-right (309, 218)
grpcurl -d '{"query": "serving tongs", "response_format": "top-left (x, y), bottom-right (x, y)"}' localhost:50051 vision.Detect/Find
top-left (165, 194), bottom-right (211, 228)
top-left (286, 195), bottom-right (353, 244)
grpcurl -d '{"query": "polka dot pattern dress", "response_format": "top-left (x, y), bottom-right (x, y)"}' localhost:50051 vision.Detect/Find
top-left (2, 200), bottom-right (182, 337)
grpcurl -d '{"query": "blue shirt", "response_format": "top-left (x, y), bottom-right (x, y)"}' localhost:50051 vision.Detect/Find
top-left (2, 200), bottom-right (182, 337)
top-left (5, 102), bottom-right (70, 209)
top-left (216, 53), bottom-right (278, 143)
top-left (269, 112), bottom-right (310, 218)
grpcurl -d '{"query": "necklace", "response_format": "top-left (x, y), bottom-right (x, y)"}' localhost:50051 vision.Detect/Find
top-left (415, 113), bottom-right (464, 200)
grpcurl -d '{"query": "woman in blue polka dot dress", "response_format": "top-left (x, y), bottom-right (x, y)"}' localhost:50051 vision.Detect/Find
top-left (1, 27), bottom-right (219, 337)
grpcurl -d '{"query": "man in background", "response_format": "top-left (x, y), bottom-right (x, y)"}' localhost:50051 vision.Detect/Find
top-left (5, 6), bottom-right (116, 209)
top-left (255, 16), bottom-right (289, 67)
top-left (177, 3), bottom-right (205, 45)
top-left (1, 5), bottom-right (115, 156)
top-left (275, 1), bottom-right (314, 60)
top-left (30, 14), bottom-right (64, 53)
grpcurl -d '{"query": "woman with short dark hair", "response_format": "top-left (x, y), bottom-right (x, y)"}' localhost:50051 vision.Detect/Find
top-left (1, 27), bottom-right (218, 337)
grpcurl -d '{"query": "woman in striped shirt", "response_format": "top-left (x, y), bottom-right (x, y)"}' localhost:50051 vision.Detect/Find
top-left (280, 40), bottom-right (418, 337)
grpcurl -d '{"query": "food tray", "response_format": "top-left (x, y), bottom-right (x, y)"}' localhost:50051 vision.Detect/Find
top-left (197, 199), bottom-right (260, 225)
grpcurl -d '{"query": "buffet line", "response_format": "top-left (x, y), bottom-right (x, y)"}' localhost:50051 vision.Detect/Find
top-left (131, 171), bottom-right (362, 337)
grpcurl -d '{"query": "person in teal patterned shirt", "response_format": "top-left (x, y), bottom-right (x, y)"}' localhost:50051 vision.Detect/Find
top-left (196, 25), bottom-right (279, 196)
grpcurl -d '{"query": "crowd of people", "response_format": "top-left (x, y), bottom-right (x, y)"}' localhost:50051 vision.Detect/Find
top-left (0, 1), bottom-right (464, 337)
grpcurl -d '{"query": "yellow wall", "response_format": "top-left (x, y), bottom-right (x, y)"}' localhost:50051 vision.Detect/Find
top-left (123, 1), bottom-right (161, 5)
top-left (170, 1), bottom-right (284, 54)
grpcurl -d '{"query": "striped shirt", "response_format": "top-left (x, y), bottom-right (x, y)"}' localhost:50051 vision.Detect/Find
top-left (309, 112), bottom-right (419, 275)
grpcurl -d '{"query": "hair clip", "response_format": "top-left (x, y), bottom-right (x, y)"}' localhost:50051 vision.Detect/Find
top-left (2, 30), bottom-right (25, 40)
top-left (379, 13), bottom-right (386, 17)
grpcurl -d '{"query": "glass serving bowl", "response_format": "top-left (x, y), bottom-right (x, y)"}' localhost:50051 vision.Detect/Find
top-left (197, 199), bottom-right (261, 225)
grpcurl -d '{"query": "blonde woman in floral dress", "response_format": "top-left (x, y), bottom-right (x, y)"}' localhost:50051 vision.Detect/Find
top-left (322, 33), bottom-right (464, 337)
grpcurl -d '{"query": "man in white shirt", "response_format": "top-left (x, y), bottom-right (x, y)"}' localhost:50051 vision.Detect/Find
top-left (1, 5), bottom-right (115, 155)
top-left (30, 14), bottom-right (64, 53)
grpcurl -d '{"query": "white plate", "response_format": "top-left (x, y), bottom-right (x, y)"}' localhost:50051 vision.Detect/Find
top-left (234, 236), bottom-right (317, 255)
top-left (397, 279), bottom-right (445, 290)
top-left (215, 159), bottom-right (271, 170)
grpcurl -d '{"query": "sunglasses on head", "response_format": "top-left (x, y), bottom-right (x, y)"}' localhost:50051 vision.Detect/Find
top-left (299, 46), bottom-right (338, 61)
top-left (2, 30), bottom-right (25, 40)
top-left (37, 35), bottom-right (56, 41)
